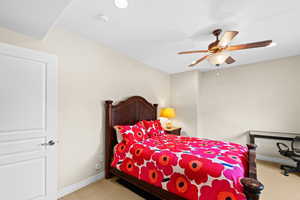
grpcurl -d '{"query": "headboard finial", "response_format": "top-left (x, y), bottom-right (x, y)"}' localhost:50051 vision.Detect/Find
top-left (105, 100), bottom-right (113, 105)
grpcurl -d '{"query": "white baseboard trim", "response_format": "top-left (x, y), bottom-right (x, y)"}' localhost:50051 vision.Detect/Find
top-left (58, 171), bottom-right (105, 198)
top-left (256, 154), bottom-right (296, 167)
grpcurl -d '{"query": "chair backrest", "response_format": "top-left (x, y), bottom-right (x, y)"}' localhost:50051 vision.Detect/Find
top-left (292, 136), bottom-right (300, 155)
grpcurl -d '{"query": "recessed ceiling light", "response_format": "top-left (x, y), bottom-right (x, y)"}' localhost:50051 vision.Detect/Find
top-left (114, 0), bottom-right (128, 8)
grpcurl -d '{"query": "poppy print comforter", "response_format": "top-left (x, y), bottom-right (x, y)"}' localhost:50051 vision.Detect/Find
top-left (111, 134), bottom-right (248, 200)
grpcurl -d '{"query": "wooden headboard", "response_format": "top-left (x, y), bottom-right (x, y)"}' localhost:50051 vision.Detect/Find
top-left (104, 96), bottom-right (158, 178)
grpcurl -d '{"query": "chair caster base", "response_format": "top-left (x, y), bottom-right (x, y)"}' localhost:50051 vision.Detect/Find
top-left (280, 164), bottom-right (300, 176)
top-left (282, 171), bottom-right (289, 176)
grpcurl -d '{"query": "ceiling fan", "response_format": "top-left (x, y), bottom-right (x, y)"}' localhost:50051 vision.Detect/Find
top-left (178, 29), bottom-right (273, 67)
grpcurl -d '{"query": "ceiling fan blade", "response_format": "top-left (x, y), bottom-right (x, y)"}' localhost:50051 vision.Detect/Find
top-left (188, 55), bottom-right (208, 67)
top-left (178, 50), bottom-right (208, 55)
top-left (225, 56), bottom-right (236, 64)
top-left (226, 40), bottom-right (273, 51)
top-left (218, 31), bottom-right (239, 47)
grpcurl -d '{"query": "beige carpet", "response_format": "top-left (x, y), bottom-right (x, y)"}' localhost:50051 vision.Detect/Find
top-left (257, 161), bottom-right (300, 200)
top-left (60, 160), bottom-right (300, 200)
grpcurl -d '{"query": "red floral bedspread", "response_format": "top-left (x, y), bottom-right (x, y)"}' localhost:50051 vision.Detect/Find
top-left (111, 135), bottom-right (248, 200)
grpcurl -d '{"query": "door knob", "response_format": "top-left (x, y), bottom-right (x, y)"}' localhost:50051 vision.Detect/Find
top-left (41, 140), bottom-right (56, 146)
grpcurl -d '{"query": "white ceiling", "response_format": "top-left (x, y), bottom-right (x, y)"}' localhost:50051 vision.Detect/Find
top-left (1, 0), bottom-right (299, 73)
top-left (0, 0), bottom-right (72, 39)
top-left (57, 0), bottom-right (300, 73)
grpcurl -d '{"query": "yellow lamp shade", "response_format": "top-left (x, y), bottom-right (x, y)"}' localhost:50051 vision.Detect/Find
top-left (160, 107), bottom-right (176, 119)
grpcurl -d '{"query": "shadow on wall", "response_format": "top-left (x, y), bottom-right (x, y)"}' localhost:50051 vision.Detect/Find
top-left (224, 131), bottom-right (249, 143)
top-left (181, 131), bottom-right (189, 136)
top-left (99, 101), bottom-right (106, 160)
top-left (205, 131), bottom-right (249, 144)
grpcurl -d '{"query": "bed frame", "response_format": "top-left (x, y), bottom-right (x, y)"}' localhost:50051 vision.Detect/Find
top-left (105, 96), bottom-right (264, 200)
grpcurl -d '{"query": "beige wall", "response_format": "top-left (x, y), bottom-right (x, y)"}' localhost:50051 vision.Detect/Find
top-left (0, 27), bottom-right (170, 189)
top-left (199, 56), bottom-right (300, 159)
top-left (170, 71), bottom-right (200, 137)
top-left (172, 56), bottom-right (300, 161)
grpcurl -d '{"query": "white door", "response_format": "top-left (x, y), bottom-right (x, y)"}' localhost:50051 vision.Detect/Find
top-left (0, 43), bottom-right (57, 200)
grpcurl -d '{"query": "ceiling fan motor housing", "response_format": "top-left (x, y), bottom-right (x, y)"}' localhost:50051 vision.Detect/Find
top-left (208, 41), bottom-right (219, 52)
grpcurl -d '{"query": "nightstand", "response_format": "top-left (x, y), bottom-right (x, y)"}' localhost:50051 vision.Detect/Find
top-left (164, 127), bottom-right (181, 136)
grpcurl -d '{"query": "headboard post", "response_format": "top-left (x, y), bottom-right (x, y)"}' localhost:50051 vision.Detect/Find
top-left (105, 100), bottom-right (113, 178)
top-left (154, 104), bottom-right (158, 119)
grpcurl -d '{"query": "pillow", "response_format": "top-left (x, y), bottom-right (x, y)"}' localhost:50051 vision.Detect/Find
top-left (142, 120), bottom-right (165, 137)
top-left (114, 122), bottom-right (148, 144)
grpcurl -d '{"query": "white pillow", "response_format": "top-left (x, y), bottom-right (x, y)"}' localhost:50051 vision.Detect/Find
top-left (116, 131), bottom-right (123, 143)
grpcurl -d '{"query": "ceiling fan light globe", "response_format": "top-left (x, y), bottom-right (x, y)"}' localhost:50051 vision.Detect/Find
top-left (268, 42), bottom-right (277, 47)
top-left (208, 52), bottom-right (229, 65)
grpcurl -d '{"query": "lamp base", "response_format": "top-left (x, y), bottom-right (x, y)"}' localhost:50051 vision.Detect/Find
top-left (166, 121), bottom-right (173, 129)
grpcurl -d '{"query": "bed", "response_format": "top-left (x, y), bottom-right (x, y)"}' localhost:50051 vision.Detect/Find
top-left (105, 96), bottom-right (264, 200)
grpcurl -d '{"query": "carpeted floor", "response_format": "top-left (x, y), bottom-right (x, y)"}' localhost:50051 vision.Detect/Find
top-left (60, 160), bottom-right (300, 200)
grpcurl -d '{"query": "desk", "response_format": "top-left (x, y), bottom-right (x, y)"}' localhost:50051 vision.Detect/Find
top-left (249, 130), bottom-right (300, 144)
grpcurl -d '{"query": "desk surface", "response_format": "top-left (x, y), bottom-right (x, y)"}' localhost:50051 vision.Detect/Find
top-left (249, 130), bottom-right (300, 144)
top-left (249, 130), bottom-right (300, 137)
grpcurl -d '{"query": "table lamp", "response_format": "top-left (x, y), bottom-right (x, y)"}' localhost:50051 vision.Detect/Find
top-left (160, 107), bottom-right (176, 129)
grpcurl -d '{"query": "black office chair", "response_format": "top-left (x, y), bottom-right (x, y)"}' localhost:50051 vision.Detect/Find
top-left (277, 136), bottom-right (300, 176)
